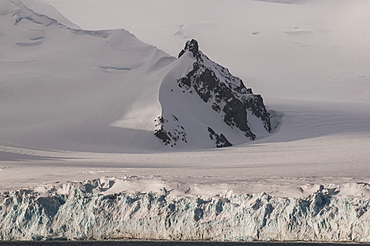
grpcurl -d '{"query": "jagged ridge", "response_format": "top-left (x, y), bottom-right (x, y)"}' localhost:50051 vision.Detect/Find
top-left (178, 40), bottom-right (273, 137)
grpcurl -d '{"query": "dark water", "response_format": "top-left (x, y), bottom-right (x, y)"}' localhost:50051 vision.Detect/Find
top-left (0, 242), bottom-right (368, 246)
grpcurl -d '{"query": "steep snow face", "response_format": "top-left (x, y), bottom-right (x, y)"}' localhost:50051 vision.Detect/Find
top-left (0, 0), bottom-right (176, 152)
top-left (1, 178), bottom-right (370, 241)
top-left (156, 40), bottom-right (278, 148)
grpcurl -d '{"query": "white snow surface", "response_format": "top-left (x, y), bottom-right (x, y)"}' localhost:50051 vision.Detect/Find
top-left (0, 0), bottom-right (275, 153)
top-left (1, 0), bottom-right (370, 241)
top-left (0, 0), bottom-right (175, 153)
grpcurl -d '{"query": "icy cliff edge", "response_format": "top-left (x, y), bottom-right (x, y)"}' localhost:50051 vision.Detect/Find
top-left (1, 178), bottom-right (370, 242)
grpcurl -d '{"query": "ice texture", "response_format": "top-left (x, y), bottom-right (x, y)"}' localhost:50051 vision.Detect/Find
top-left (1, 178), bottom-right (370, 242)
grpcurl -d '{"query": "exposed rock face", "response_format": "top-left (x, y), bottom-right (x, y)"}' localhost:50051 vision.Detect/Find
top-left (155, 40), bottom-right (276, 147)
top-left (178, 39), bottom-right (200, 59)
top-left (179, 40), bottom-right (272, 138)
top-left (154, 116), bottom-right (187, 147)
top-left (207, 127), bottom-right (232, 148)
top-left (1, 179), bottom-right (370, 242)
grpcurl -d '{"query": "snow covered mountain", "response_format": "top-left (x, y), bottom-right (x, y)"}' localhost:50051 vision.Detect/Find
top-left (156, 39), bottom-right (278, 148)
top-left (0, 0), bottom-right (277, 152)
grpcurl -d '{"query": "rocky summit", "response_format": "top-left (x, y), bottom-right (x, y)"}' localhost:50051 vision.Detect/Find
top-left (155, 39), bottom-right (278, 148)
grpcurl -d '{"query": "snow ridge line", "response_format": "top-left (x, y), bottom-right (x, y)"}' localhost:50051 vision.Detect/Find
top-left (10, 0), bottom-right (64, 27)
top-left (10, 0), bottom-right (110, 38)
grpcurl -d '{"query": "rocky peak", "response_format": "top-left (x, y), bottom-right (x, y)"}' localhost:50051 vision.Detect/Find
top-left (155, 40), bottom-right (278, 148)
top-left (178, 39), bottom-right (200, 59)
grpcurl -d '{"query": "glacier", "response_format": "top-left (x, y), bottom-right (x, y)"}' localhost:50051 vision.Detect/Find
top-left (1, 178), bottom-right (370, 242)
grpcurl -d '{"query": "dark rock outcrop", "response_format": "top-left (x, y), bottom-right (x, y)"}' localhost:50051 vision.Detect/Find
top-left (154, 116), bottom-right (187, 147)
top-left (178, 39), bottom-right (200, 59)
top-left (178, 40), bottom-right (273, 138)
top-left (207, 127), bottom-right (232, 148)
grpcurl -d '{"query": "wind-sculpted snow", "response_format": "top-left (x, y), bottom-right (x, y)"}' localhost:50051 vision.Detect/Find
top-left (1, 178), bottom-right (370, 242)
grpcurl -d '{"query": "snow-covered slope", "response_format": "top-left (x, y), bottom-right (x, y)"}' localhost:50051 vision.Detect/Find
top-left (0, 0), bottom-right (177, 152)
top-left (45, 0), bottom-right (370, 104)
top-left (0, 0), bottom-right (275, 152)
top-left (10, 0), bottom-right (80, 29)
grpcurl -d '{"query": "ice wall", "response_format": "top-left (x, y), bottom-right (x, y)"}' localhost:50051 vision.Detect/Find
top-left (1, 179), bottom-right (370, 242)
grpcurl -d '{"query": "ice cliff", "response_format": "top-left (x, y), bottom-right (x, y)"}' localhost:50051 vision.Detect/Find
top-left (1, 178), bottom-right (370, 242)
